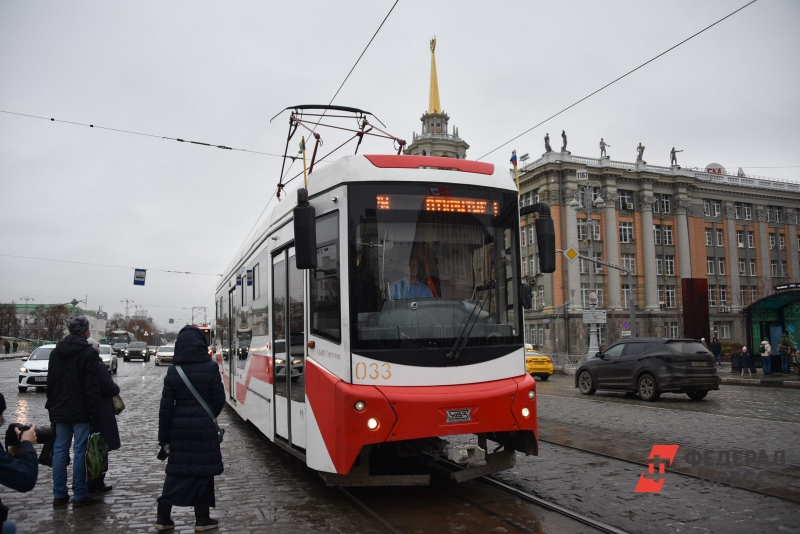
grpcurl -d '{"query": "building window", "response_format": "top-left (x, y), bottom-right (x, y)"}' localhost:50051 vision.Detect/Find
top-left (703, 199), bottom-right (711, 216)
top-left (748, 231), bottom-right (754, 248)
top-left (522, 260), bottom-right (528, 277)
top-left (657, 285), bottom-right (664, 306)
top-left (656, 257), bottom-right (663, 275)
top-left (529, 257), bottom-right (536, 275)
top-left (708, 285), bottom-right (717, 306)
top-left (717, 322), bottom-right (731, 339)
top-left (531, 288), bottom-right (538, 310)
top-left (592, 221), bottom-right (601, 241)
top-left (749, 260), bottom-right (756, 277)
top-left (538, 286), bottom-right (545, 309)
top-left (781, 262), bottom-right (787, 277)
top-left (771, 260), bottom-right (778, 277)
top-left (670, 322), bottom-right (679, 338)
top-left (538, 324), bottom-right (544, 346)
top-left (581, 284), bottom-right (604, 308)
top-left (740, 287), bottom-right (747, 306)
top-left (775, 207), bottom-right (783, 223)
top-left (716, 229), bottom-right (724, 247)
top-left (520, 228), bottom-right (526, 247)
top-left (622, 284), bottom-right (637, 306)
top-left (593, 252), bottom-right (603, 273)
top-left (619, 222), bottom-right (633, 243)
top-left (663, 226), bottom-right (673, 246)
top-left (666, 286), bottom-right (676, 308)
top-left (779, 234), bottom-right (785, 250)
top-left (718, 259), bottom-right (725, 275)
top-left (528, 226), bottom-right (535, 245)
top-left (705, 228), bottom-right (712, 246)
top-left (769, 233), bottom-right (776, 249)
top-left (707, 258), bottom-right (715, 275)
top-left (739, 259), bottom-right (746, 276)
top-left (653, 225), bottom-right (661, 245)
top-left (577, 220), bottom-right (588, 240)
top-left (621, 254), bottom-right (636, 274)
top-left (619, 190), bottom-right (633, 210)
top-left (660, 194), bottom-right (671, 214)
top-left (665, 256), bottom-right (675, 276)
top-left (579, 257), bottom-right (587, 274)
top-left (743, 204), bottom-right (752, 220)
top-left (737, 231), bottom-right (744, 248)
top-left (713, 200), bottom-right (721, 217)
top-left (734, 203), bottom-right (742, 219)
top-left (750, 286), bottom-right (758, 303)
top-left (720, 286), bottom-right (727, 305)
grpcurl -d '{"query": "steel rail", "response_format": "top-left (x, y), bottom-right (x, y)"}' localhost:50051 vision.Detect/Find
top-left (334, 486), bottom-right (404, 534)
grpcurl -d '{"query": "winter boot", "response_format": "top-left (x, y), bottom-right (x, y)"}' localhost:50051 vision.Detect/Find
top-left (155, 502), bottom-right (174, 531)
top-left (194, 505), bottom-right (219, 532)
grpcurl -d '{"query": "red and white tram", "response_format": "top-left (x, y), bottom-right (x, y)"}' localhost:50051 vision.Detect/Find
top-left (214, 152), bottom-right (553, 484)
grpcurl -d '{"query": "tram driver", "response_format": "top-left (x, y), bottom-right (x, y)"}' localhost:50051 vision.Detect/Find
top-left (390, 250), bottom-right (433, 300)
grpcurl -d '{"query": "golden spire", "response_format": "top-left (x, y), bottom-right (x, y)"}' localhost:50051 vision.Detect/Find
top-left (428, 36), bottom-right (441, 114)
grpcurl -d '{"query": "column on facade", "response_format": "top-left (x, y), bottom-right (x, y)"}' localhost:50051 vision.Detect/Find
top-left (725, 205), bottom-right (741, 309)
top-left (788, 210), bottom-right (799, 283)
top-left (675, 198), bottom-right (692, 279)
top-left (640, 191), bottom-right (659, 311)
top-left (603, 186), bottom-right (622, 310)
top-left (757, 209), bottom-right (770, 295)
top-left (564, 186), bottom-right (582, 311)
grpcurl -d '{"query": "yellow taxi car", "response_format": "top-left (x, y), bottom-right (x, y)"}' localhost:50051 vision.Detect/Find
top-left (525, 344), bottom-right (554, 380)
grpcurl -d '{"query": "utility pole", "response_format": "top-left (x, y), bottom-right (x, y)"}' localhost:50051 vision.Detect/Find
top-left (20, 297), bottom-right (33, 338)
top-left (121, 299), bottom-right (134, 319)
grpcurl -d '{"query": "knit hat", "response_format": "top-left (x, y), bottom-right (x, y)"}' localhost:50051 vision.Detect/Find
top-left (66, 315), bottom-right (90, 335)
top-left (742, 346), bottom-right (747, 351)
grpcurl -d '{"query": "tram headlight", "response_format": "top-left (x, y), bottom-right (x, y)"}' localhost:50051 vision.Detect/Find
top-left (292, 359), bottom-right (302, 365)
top-left (528, 390), bottom-right (535, 400)
top-left (521, 407), bottom-right (531, 418)
top-left (274, 358), bottom-right (285, 365)
top-left (367, 418), bottom-right (379, 430)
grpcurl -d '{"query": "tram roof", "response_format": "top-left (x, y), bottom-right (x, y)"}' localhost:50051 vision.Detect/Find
top-left (218, 154), bottom-right (514, 287)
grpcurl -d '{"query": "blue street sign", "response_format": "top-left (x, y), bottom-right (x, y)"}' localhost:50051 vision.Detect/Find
top-left (789, 325), bottom-right (795, 333)
top-left (133, 269), bottom-right (146, 286)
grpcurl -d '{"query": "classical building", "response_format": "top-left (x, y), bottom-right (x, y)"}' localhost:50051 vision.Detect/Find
top-left (517, 149), bottom-right (800, 354)
top-left (404, 37), bottom-right (469, 159)
top-left (13, 303), bottom-right (107, 341)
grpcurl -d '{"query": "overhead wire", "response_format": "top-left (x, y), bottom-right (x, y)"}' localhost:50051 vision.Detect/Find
top-left (476, 0), bottom-right (759, 161)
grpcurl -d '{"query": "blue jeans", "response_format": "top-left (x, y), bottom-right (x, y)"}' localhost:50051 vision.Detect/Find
top-left (762, 354), bottom-right (771, 374)
top-left (714, 352), bottom-right (722, 366)
top-left (53, 422), bottom-right (91, 500)
top-left (2, 520), bottom-right (17, 534)
top-left (782, 354), bottom-right (791, 374)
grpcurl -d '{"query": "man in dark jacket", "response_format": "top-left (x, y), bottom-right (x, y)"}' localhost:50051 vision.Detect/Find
top-left (45, 315), bottom-right (102, 508)
top-left (155, 325), bottom-right (224, 532)
top-left (0, 392), bottom-right (39, 534)
top-left (709, 337), bottom-right (723, 367)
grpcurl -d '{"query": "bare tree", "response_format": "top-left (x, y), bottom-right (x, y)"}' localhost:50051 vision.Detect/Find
top-left (0, 304), bottom-right (20, 337)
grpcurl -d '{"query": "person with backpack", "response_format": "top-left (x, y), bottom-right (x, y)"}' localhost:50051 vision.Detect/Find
top-left (778, 332), bottom-right (792, 375)
top-left (760, 339), bottom-right (772, 375)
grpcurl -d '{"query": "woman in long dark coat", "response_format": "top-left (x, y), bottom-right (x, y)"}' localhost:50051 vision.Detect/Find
top-left (89, 344), bottom-right (120, 493)
top-left (155, 326), bottom-right (224, 532)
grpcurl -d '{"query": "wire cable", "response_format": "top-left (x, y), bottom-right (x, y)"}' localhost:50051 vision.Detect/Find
top-left (0, 109), bottom-right (284, 158)
top-left (0, 253), bottom-right (221, 276)
top-left (476, 0), bottom-right (758, 161)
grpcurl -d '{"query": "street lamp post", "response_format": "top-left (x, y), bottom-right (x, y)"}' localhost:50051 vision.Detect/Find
top-left (569, 182), bottom-right (606, 359)
top-left (20, 297), bottom-right (33, 338)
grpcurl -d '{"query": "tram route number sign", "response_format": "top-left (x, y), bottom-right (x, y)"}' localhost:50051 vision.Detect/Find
top-left (582, 310), bottom-right (606, 324)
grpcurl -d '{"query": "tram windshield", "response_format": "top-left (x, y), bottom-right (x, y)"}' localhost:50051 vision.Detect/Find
top-left (349, 183), bottom-right (521, 353)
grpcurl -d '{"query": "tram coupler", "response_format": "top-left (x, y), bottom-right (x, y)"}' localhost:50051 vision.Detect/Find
top-left (450, 447), bottom-right (516, 483)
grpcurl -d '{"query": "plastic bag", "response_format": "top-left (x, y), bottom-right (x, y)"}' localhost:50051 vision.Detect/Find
top-left (86, 432), bottom-right (108, 482)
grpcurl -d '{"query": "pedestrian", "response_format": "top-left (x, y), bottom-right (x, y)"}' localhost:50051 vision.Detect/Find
top-left (11, 341), bottom-right (17, 354)
top-left (3, 339), bottom-right (9, 354)
top-left (45, 315), bottom-right (103, 508)
top-left (709, 337), bottom-right (722, 367)
top-left (740, 346), bottom-right (752, 378)
top-left (155, 325), bottom-right (224, 532)
top-left (701, 337), bottom-right (709, 351)
top-left (0, 392), bottom-right (39, 534)
top-left (778, 331), bottom-right (792, 375)
top-left (86, 338), bottom-right (119, 494)
top-left (759, 339), bottom-right (772, 375)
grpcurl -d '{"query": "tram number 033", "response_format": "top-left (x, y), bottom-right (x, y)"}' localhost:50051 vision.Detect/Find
top-left (355, 362), bottom-right (392, 380)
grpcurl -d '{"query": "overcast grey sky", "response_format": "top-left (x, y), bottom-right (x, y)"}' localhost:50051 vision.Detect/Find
top-left (1, 0), bottom-right (798, 330)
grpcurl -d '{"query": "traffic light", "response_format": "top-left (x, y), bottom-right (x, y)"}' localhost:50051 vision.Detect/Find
top-left (520, 202), bottom-right (556, 273)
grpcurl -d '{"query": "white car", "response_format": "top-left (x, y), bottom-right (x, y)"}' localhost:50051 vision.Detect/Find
top-left (18, 344), bottom-right (55, 392)
top-left (99, 344), bottom-right (118, 374)
top-left (155, 346), bottom-right (175, 366)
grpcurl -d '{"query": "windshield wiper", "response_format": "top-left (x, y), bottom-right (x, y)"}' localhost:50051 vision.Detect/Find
top-left (445, 280), bottom-right (495, 359)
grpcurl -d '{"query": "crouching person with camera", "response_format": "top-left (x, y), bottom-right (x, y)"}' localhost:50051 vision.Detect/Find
top-left (155, 326), bottom-right (225, 532)
top-left (0, 393), bottom-right (39, 534)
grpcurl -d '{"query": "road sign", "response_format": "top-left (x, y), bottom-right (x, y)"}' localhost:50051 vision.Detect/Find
top-left (622, 321), bottom-right (630, 330)
top-left (789, 325), bottom-right (795, 334)
top-left (133, 269), bottom-right (147, 286)
top-left (588, 290), bottom-right (598, 306)
top-left (582, 310), bottom-right (607, 324)
top-left (621, 331), bottom-right (632, 336)
top-left (565, 246), bottom-right (579, 262)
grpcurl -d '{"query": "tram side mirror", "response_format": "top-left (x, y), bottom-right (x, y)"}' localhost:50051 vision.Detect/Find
top-left (293, 188), bottom-right (317, 269)
top-left (521, 202), bottom-right (556, 273)
top-left (520, 283), bottom-right (533, 309)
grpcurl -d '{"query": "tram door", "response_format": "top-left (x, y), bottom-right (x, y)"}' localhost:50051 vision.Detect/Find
top-left (228, 288), bottom-right (236, 400)
top-left (272, 247), bottom-right (307, 449)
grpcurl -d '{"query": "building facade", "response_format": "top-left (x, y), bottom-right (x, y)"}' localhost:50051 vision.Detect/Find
top-left (517, 150), bottom-right (800, 354)
top-left (14, 303), bottom-right (107, 341)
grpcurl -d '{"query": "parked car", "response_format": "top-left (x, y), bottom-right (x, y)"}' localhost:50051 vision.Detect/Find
top-left (575, 338), bottom-right (720, 401)
top-left (147, 345), bottom-right (158, 357)
top-left (525, 344), bottom-right (553, 380)
top-left (155, 346), bottom-right (175, 366)
top-left (99, 344), bottom-right (118, 374)
top-left (112, 342), bottom-right (128, 354)
top-left (18, 344), bottom-right (55, 392)
top-left (124, 341), bottom-right (149, 362)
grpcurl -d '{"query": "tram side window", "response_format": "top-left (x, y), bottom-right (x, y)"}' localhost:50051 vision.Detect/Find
top-left (250, 252), bottom-right (270, 337)
top-left (311, 211), bottom-right (341, 342)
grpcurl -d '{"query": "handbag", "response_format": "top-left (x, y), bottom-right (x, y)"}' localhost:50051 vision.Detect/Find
top-left (175, 365), bottom-right (224, 443)
top-left (112, 395), bottom-right (125, 415)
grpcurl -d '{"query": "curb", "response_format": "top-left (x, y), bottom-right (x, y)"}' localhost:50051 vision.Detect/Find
top-left (721, 377), bottom-right (800, 389)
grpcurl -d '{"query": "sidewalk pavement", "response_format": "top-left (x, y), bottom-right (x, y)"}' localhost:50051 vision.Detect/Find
top-left (0, 352), bottom-right (30, 360)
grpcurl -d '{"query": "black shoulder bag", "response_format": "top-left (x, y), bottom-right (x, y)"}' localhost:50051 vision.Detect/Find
top-left (175, 365), bottom-right (224, 443)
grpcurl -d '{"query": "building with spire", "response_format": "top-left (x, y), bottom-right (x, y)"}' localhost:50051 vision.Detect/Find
top-left (405, 37), bottom-right (469, 159)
